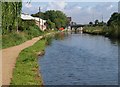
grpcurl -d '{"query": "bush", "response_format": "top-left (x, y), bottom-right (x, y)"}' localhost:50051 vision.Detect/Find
top-left (2, 20), bottom-right (44, 49)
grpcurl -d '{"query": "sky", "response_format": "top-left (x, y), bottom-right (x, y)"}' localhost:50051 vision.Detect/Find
top-left (22, 1), bottom-right (119, 24)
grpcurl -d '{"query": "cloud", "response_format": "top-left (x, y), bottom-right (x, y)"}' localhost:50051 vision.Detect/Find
top-left (46, 0), bottom-right (67, 11)
top-left (22, 2), bottom-right (117, 24)
top-left (25, 3), bottom-right (32, 8)
top-left (107, 5), bottom-right (114, 10)
top-left (64, 2), bottom-right (117, 24)
top-left (41, 2), bottom-right (117, 24)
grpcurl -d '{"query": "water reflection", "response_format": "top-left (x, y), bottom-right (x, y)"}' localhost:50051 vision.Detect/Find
top-left (54, 32), bottom-right (66, 40)
top-left (109, 38), bottom-right (120, 46)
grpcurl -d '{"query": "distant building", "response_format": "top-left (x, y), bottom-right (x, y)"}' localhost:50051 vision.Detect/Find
top-left (67, 17), bottom-right (72, 26)
top-left (67, 17), bottom-right (71, 22)
top-left (67, 17), bottom-right (72, 29)
top-left (34, 17), bottom-right (46, 31)
top-left (21, 13), bottom-right (46, 31)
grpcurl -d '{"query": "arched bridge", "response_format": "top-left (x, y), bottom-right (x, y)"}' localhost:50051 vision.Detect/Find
top-left (70, 24), bottom-right (90, 31)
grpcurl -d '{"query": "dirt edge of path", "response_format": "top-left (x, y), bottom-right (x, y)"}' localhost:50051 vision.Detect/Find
top-left (1, 36), bottom-right (43, 85)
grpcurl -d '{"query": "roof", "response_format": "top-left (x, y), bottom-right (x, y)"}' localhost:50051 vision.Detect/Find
top-left (21, 14), bottom-right (34, 20)
top-left (21, 13), bottom-right (46, 22)
top-left (34, 17), bottom-right (46, 22)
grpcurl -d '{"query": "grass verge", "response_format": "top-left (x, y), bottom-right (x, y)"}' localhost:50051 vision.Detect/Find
top-left (2, 31), bottom-right (44, 49)
top-left (2, 30), bottom-right (56, 49)
top-left (10, 39), bottom-right (46, 85)
top-left (83, 26), bottom-right (107, 35)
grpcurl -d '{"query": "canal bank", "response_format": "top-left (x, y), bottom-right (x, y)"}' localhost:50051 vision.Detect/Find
top-left (38, 32), bottom-right (119, 85)
top-left (9, 31), bottom-right (57, 85)
top-left (83, 26), bottom-right (120, 41)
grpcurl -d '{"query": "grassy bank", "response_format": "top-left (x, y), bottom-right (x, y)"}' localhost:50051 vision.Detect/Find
top-left (2, 20), bottom-right (44, 49)
top-left (10, 39), bottom-right (46, 85)
top-left (2, 31), bottom-right (45, 49)
top-left (83, 12), bottom-right (120, 39)
top-left (83, 26), bottom-right (120, 39)
top-left (2, 29), bottom-right (56, 49)
top-left (83, 26), bottom-right (107, 35)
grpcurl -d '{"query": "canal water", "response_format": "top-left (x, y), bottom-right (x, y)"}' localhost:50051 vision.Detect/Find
top-left (38, 32), bottom-right (119, 85)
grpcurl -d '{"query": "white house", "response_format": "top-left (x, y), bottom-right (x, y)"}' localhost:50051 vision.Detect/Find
top-left (33, 17), bottom-right (46, 31)
top-left (21, 13), bottom-right (47, 31)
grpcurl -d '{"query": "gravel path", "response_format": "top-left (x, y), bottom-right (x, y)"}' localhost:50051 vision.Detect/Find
top-left (1, 36), bottom-right (43, 85)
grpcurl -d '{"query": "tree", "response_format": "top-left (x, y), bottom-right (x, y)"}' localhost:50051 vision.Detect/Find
top-left (98, 21), bottom-right (106, 26)
top-left (32, 10), bottom-right (68, 29)
top-left (2, 2), bottom-right (22, 34)
top-left (107, 12), bottom-right (120, 38)
top-left (107, 12), bottom-right (119, 26)
top-left (94, 20), bottom-right (99, 26)
top-left (31, 12), bottom-right (45, 19)
top-left (46, 19), bottom-right (55, 29)
top-left (89, 22), bottom-right (93, 26)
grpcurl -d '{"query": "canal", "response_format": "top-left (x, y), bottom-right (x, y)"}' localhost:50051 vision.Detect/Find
top-left (38, 32), bottom-right (119, 85)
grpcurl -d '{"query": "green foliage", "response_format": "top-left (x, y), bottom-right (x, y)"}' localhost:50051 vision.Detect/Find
top-left (89, 22), bottom-right (93, 25)
top-left (2, 32), bottom-right (27, 49)
top-left (2, 2), bottom-right (22, 34)
top-left (2, 20), bottom-right (44, 49)
top-left (54, 18), bottom-right (62, 28)
top-left (46, 19), bottom-right (55, 29)
top-left (85, 12), bottom-right (120, 39)
top-left (31, 12), bottom-right (45, 19)
top-left (107, 12), bottom-right (120, 38)
top-left (11, 39), bottom-right (46, 85)
top-left (83, 26), bottom-right (106, 35)
top-left (94, 20), bottom-right (99, 26)
top-left (21, 20), bottom-right (43, 38)
top-left (107, 12), bottom-right (119, 26)
top-left (32, 10), bottom-right (68, 29)
top-left (45, 36), bottom-right (53, 45)
top-left (27, 26), bottom-right (42, 37)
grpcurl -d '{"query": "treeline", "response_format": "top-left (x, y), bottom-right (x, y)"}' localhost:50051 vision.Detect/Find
top-left (2, 2), bottom-right (22, 34)
top-left (31, 10), bottom-right (68, 29)
top-left (84, 12), bottom-right (120, 39)
top-left (89, 20), bottom-right (106, 26)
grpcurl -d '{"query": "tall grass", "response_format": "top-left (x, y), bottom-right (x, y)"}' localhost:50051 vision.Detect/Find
top-left (2, 20), bottom-right (44, 49)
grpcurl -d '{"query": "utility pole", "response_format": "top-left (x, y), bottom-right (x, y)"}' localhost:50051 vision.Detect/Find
top-left (39, 7), bottom-right (41, 28)
top-left (92, 12), bottom-right (94, 23)
top-left (102, 14), bottom-right (103, 23)
top-left (101, 14), bottom-right (104, 26)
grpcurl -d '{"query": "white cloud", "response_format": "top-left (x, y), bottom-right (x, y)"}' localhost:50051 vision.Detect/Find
top-left (46, 0), bottom-right (67, 11)
top-left (107, 5), bottom-right (114, 10)
top-left (74, 6), bottom-right (82, 10)
top-left (25, 3), bottom-right (32, 8)
top-left (76, 6), bottom-right (82, 9)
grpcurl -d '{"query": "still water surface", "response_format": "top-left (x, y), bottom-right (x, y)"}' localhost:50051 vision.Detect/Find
top-left (38, 32), bottom-right (118, 85)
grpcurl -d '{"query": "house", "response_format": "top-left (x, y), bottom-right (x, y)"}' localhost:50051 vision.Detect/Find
top-left (33, 17), bottom-right (46, 31)
top-left (21, 13), bottom-right (47, 31)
